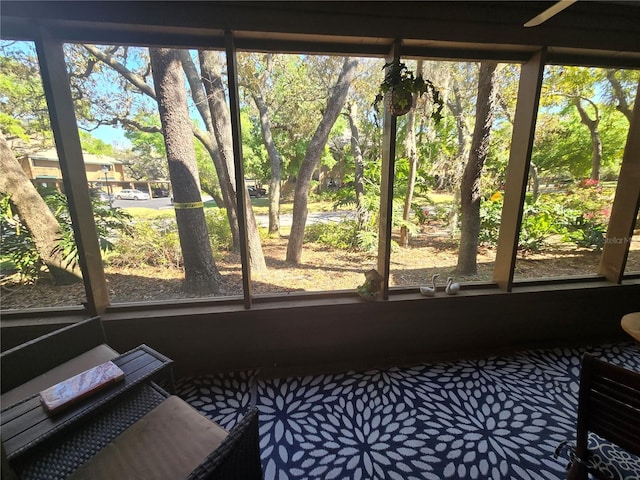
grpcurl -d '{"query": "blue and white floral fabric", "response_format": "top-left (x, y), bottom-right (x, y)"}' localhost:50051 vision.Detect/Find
top-left (584, 432), bottom-right (640, 480)
top-left (177, 343), bottom-right (640, 480)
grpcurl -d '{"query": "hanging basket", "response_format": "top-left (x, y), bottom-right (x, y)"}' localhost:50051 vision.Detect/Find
top-left (386, 89), bottom-right (413, 116)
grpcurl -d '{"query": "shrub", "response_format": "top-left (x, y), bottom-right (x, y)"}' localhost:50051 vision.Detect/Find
top-left (108, 209), bottom-right (234, 269)
top-left (551, 187), bottom-right (612, 251)
top-left (91, 201), bottom-right (133, 251)
top-left (578, 178), bottom-right (600, 188)
top-left (108, 220), bottom-right (182, 268)
top-left (412, 203), bottom-right (430, 225)
top-left (480, 190), bottom-right (612, 253)
top-left (519, 199), bottom-right (557, 252)
top-left (1, 195), bottom-right (41, 280)
top-left (562, 213), bottom-right (606, 251)
top-left (479, 197), bottom-right (503, 247)
top-left (204, 208), bottom-right (233, 251)
top-left (304, 220), bottom-right (360, 250)
top-left (355, 229), bottom-right (379, 253)
top-left (480, 194), bottom-right (557, 252)
top-left (1, 192), bottom-right (132, 281)
top-left (330, 188), bottom-right (382, 252)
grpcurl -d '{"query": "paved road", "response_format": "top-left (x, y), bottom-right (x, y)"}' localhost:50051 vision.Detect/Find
top-left (111, 197), bottom-right (174, 210)
top-left (255, 210), bottom-right (355, 228)
top-left (111, 197), bottom-right (355, 227)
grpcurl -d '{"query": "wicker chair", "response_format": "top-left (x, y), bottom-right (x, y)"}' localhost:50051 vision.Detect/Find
top-left (187, 407), bottom-right (263, 480)
top-left (1, 319), bottom-right (263, 479)
top-left (1, 317), bottom-right (118, 408)
top-left (7, 383), bottom-right (170, 480)
top-left (563, 354), bottom-right (640, 480)
top-left (66, 400), bottom-right (263, 480)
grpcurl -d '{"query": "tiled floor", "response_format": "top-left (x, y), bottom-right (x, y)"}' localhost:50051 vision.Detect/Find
top-left (176, 342), bottom-right (640, 480)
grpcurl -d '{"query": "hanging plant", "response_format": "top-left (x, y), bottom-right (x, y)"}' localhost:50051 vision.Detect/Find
top-left (373, 59), bottom-right (444, 120)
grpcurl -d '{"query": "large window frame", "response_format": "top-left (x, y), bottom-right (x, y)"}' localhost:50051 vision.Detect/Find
top-left (1, 6), bottom-right (639, 317)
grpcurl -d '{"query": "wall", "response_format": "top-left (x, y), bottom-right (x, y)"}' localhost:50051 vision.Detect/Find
top-left (1, 1), bottom-right (638, 380)
top-left (3, 283), bottom-right (637, 379)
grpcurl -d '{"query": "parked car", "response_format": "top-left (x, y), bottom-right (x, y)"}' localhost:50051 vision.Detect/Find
top-left (89, 188), bottom-right (113, 203)
top-left (152, 188), bottom-right (170, 198)
top-left (248, 186), bottom-right (267, 198)
top-left (115, 189), bottom-right (150, 200)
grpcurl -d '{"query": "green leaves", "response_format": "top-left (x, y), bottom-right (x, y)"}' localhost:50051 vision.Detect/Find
top-left (534, 65), bottom-right (638, 181)
top-left (373, 59), bottom-right (444, 121)
top-left (79, 130), bottom-right (114, 155)
top-left (0, 43), bottom-right (51, 139)
top-left (479, 186), bottom-right (614, 253)
top-left (0, 191), bottom-right (132, 282)
top-left (519, 200), bottom-right (555, 252)
top-left (0, 194), bottom-right (41, 280)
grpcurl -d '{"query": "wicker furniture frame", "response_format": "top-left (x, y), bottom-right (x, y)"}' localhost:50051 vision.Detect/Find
top-left (11, 383), bottom-right (170, 480)
top-left (1, 317), bottom-right (108, 396)
top-left (568, 354), bottom-right (640, 480)
top-left (186, 407), bottom-right (263, 480)
top-left (1, 318), bottom-right (263, 479)
top-left (2, 345), bottom-right (173, 460)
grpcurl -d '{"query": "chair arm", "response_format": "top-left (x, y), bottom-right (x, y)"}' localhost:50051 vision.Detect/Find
top-left (187, 407), bottom-right (263, 480)
top-left (1, 317), bottom-right (108, 394)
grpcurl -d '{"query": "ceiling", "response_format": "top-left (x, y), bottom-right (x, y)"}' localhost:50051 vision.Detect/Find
top-left (2, 1), bottom-right (639, 66)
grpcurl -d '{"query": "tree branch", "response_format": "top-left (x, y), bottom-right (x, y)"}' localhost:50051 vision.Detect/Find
top-left (178, 50), bottom-right (213, 129)
top-left (83, 45), bottom-right (218, 150)
top-left (82, 44), bottom-right (156, 99)
top-left (606, 69), bottom-right (632, 123)
top-left (571, 96), bottom-right (599, 127)
top-left (117, 118), bottom-right (163, 133)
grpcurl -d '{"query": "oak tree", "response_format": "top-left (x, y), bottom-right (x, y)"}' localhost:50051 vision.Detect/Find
top-left (457, 62), bottom-right (499, 274)
top-left (149, 48), bottom-right (223, 294)
top-left (286, 57), bottom-right (358, 264)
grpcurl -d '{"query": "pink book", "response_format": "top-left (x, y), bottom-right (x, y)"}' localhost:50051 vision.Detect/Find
top-left (39, 361), bottom-right (125, 414)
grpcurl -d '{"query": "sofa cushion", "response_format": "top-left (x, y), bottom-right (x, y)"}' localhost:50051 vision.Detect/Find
top-left (67, 395), bottom-right (228, 480)
top-left (1, 344), bottom-right (118, 407)
top-left (585, 432), bottom-right (640, 480)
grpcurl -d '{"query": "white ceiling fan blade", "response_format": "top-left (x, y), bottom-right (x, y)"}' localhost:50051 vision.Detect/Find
top-left (524, 0), bottom-right (577, 27)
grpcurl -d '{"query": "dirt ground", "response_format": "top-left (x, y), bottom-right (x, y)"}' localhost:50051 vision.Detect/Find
top-left (2, 226), bottom-right (638, 309)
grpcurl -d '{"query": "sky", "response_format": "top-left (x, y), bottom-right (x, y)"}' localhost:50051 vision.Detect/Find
top-left (92, 125), bottom-right (132, 149)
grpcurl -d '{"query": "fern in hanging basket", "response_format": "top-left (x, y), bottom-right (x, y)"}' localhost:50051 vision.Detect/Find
top-left (373, 59), bottom-right (444, 121)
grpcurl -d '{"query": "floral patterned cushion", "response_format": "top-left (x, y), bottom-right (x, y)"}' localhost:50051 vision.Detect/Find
top-left (557, 433), bottom-right (640, 480)
top-left (584, 433), bottom-right (640, 480)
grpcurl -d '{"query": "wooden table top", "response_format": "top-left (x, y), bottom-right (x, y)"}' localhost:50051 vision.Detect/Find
top-left (1, 344), bottom-right (173, 460)
top-left (621, 312), bottom-right (640, 342)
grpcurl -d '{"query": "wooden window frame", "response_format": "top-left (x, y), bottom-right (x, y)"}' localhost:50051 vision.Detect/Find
top-left (2, 18), bottom-right (638, 315)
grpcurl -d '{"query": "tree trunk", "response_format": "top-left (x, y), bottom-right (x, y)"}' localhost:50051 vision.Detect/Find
top-left (253, 93), bottom-right (283, 237)
top-left (445, 84), bottom-right (470, 236)
top-left (208, 187), bottom-right (224, 209)
top-left (457, 61), bottom-right (498, 275)
top-left (0, 131), bottom-right (82, 284)
top-left (530, 161), bottom-right (540, 202)
top-left (400, 60), bottom-right (423, 247)
top-left (345, 103), bottom-right (365, 229)
top-left (572, 97), bottom-right (602, 181)
top-left (286, 57), bottom-right (358, 264)
top-left (199, 50), bottom-right (267, 273)
top-left (81, 46), bottom-right (267, 273)
top-left (149, 48), bottom-right (222, 294)
top-left (193, 51), bottom-right (242, 250)
top-left (606, 70), bottom-right (633, 123)
top-left (178, 51), bottom-right (230, 212)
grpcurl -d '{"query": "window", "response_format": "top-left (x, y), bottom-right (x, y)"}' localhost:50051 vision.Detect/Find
top-left (514, 66), bottom-right (639, 280)
top-left (0, 40), bottom-right (86, 310)
top-left (1, 14), bottom-right (638, 316)
top-left (62, 44), bottom-right (243, 304)
top-left (389, 61), bottom-right (518, 290)
top-left (624, 218), bottom-right (640, 275)
top-left (237, 52), bottom-right (383, 295)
